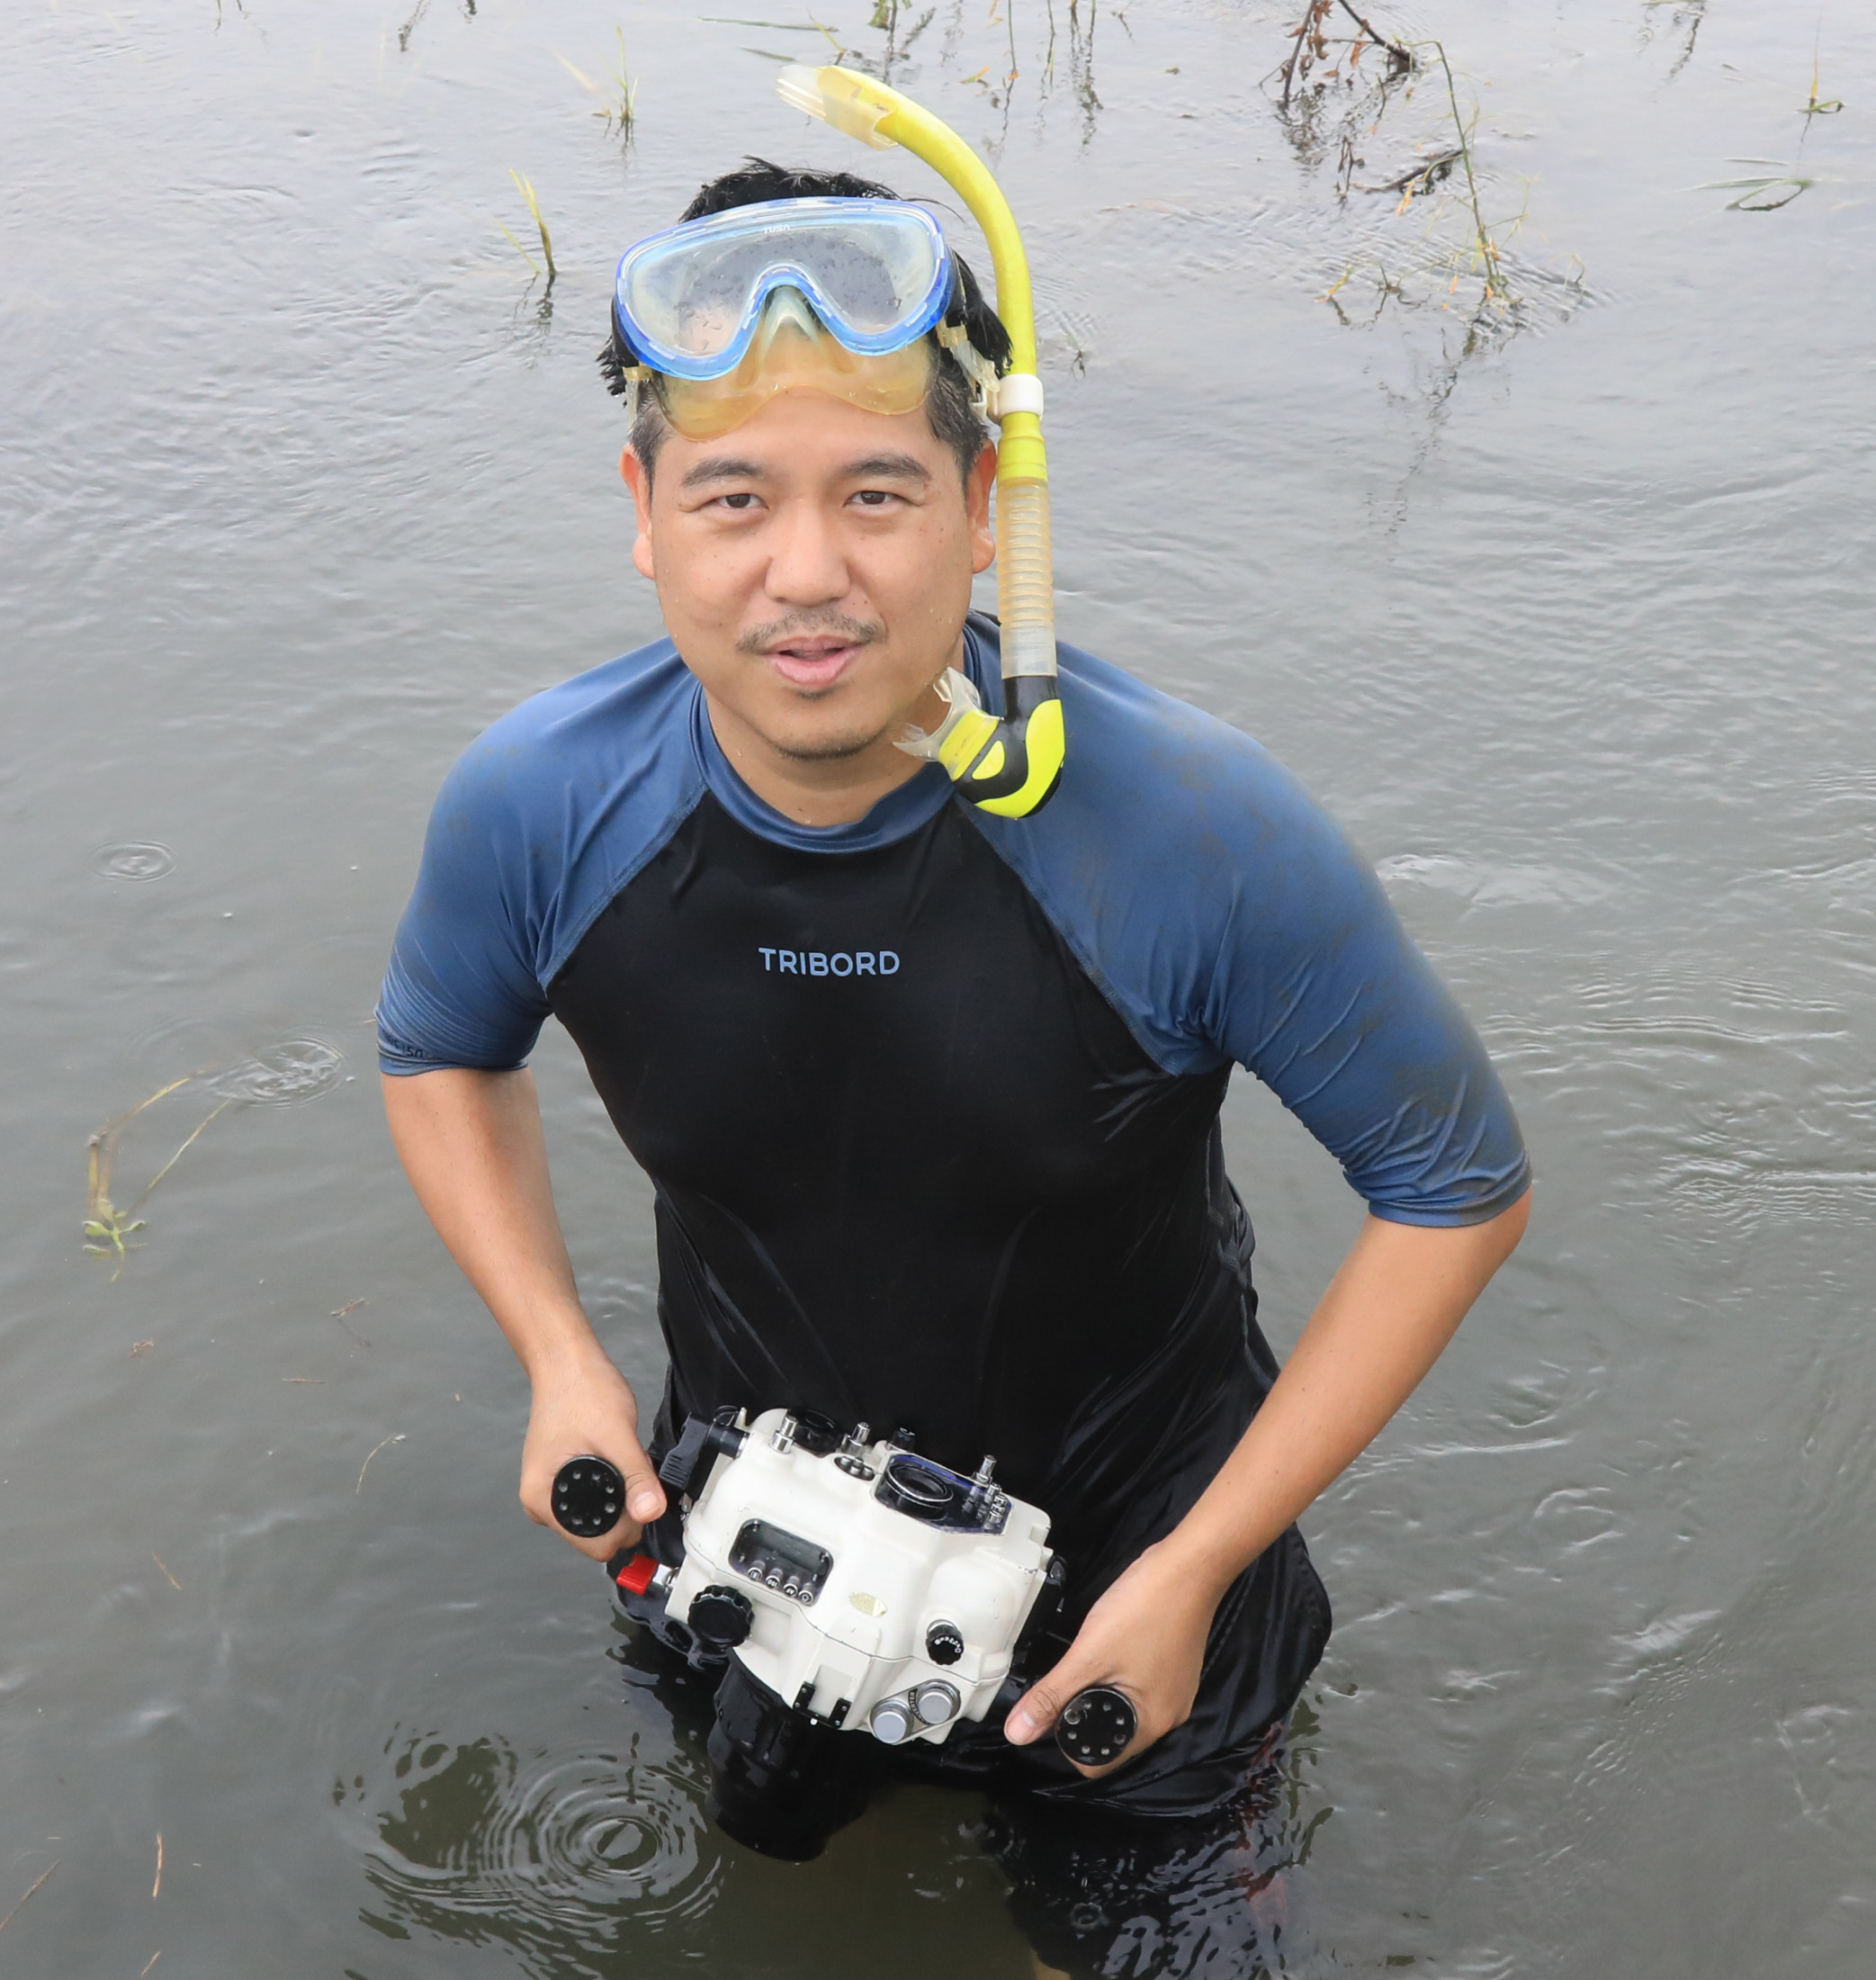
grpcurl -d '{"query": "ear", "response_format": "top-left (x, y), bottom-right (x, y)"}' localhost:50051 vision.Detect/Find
top-left (619, 446), bottom-right (657, 580)
top-left (967, 439), bottom-right (998, 576)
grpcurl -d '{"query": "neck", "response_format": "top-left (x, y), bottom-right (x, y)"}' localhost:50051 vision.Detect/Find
top-left (704, 666), bottom-right (958, 829)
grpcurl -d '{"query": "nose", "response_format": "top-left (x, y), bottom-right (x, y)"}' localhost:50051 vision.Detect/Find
top-left (764, 493), bottom-right (850, 609)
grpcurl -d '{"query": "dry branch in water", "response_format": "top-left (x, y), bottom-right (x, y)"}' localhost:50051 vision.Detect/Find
top-left (1281, 0), bottom-right (1411, 107)
top-left (0, 1863), bottom-right (58, 1936)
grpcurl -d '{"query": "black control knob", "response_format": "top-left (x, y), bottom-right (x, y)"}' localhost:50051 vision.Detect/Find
top-left (1055, 1687), bottom-right (1136, 1767)
top-left (925, 1620), bottom-right (965, 1667)
top-left (659, 1412), bottom-right (750, 1498)
top-left (688, 1583), bottom-right (755, 1651)
top-left (552, 1456), bottom-right (624, 1538)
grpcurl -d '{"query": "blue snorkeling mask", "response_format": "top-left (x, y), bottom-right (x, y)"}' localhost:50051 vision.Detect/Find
top-left (613, 196), bottom-right (956, 380)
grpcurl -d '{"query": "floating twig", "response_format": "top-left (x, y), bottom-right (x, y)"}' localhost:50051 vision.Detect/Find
top-left (329, 1298), bottom-right (373, 1347)
top-left (0, 1862), bottom-right (57, 1936)
top-left (356, 1433), bottom-right (406, 1494)
top-left (141, 1955), bottom-right (162, 1978)
top-left (153, 1553), bottom-right (182, 1593)
top-left (152, 1832), bottom-right (163, 1900)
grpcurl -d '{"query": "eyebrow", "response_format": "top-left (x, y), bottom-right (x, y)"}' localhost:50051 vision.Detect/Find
top-left (680, 455), bottom-right (767, 489)
top-left (678, 450), bottom-right (935, 490)
top-left (841, 453), bottom-right (931, 483)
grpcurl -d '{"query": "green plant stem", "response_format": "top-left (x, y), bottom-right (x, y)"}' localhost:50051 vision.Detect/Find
top-left (1425, 38), bottom-right (1505, 300)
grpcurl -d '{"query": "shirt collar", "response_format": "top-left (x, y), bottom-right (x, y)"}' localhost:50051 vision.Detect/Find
top-left (688, 618), bottom-right (995, 854)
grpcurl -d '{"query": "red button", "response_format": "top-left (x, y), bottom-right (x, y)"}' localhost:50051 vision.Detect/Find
top-left (615, 1553), bottom-right (659, 1594)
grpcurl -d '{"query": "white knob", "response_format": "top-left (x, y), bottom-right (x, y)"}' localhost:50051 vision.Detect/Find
top-left (868, 1697), bottom-right (915, 1745)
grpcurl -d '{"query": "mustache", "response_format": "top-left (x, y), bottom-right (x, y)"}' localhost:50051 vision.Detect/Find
top-left (736, 611), bottom-right (884, 657)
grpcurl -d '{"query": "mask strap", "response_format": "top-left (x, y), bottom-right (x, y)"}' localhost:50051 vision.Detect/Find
top-left (938, 322), bottom-right (999, 419)
top-left (620, 364), bottom-right (652, 427)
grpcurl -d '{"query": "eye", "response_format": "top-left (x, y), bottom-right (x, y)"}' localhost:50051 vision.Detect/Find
top-left (851, 489), bottom-right (899, 508)
top-left (718, 491), bottom-right (759, 511)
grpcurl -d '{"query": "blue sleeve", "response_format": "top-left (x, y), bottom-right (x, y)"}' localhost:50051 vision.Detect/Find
top-left (969, 634), bottom-right (1530, 1226)
top-left (376, 640), bottom-right (707, 1076)
top-left (376, 741), bottom-right (555, 1075)
top-left (1193, 752), bottom-right (1530, 1225)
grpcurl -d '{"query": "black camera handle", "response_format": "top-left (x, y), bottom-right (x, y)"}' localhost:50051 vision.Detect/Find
top-left (552, 1455), bottom-right (626, 1538)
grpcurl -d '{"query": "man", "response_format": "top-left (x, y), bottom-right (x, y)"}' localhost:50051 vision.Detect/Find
top-left (378, 158), bottom-right (1529, 1972)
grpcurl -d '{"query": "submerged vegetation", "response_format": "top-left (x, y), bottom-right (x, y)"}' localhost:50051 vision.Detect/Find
top-left (1270, 2), bottom-right (1581, 334)
top-left (85, 1076), bottom-right (230, 1281)
top-left (85, 1044), bottom-right (343, 1279)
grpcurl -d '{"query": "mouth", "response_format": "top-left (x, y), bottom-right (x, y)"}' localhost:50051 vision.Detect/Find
top-left (764, 633), bottom-right (868, 691)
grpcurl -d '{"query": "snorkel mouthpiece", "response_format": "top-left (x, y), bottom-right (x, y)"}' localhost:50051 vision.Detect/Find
top-left (778, 64), bottom-right (1064, 819)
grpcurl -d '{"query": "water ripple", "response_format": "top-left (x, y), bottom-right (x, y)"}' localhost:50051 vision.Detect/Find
top-left (207, 1038), bottom-right (343, 1105)
top-left (357, 1731), bottom-right (719, 1973)
top-left (92, 840), bottom-right (175, 881)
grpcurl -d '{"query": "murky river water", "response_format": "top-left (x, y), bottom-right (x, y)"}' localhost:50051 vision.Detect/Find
top-left (4, 1), bottom-right (1872, 1973)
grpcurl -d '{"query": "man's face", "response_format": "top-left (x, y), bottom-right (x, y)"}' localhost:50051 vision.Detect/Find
top-left (621, 389), bottom-right (997, 765)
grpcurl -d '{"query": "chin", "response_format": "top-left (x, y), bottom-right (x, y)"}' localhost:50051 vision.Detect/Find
top-left (772, 726), bottom-right (895, 765)
top-left (762, 708), bottom-right (899, 763)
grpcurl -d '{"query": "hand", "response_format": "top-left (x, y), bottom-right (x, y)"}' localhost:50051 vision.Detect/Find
top-left (519, 1346), bottom-right (667, 1561)
top-left (1003, 1540), bottom-right (1225, 1778)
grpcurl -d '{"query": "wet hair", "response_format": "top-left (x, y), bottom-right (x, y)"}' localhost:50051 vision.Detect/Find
top-left (598, 157), bottom-right (1012, 486)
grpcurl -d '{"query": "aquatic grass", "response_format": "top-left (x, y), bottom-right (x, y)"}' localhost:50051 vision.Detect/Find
top-left (1802, 39), bottom-right (1844, 127)
top-left (85, 1074), bottom-right (231, 1281)
top-left (1421, 37), bottom-right (1508, 302)
top-left (500, 169), bottom-right (558, 284)
top-left (556, 28), bottom-right (640, 142)
top-left (1700, 166), bottom-right (1815, 212)
top-left (1275, 7), bottom-right (1528, 314)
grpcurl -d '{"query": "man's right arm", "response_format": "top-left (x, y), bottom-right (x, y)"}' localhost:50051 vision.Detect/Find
top-left (381, 1066), bottom-right (668, 1559)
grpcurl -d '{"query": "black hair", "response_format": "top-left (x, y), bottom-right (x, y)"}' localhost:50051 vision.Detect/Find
top-left (598, 157), bottom-right (1012, 485)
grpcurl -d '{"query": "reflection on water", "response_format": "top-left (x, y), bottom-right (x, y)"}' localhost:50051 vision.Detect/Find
top-left (355, 1727), bottom-right (718, 1974)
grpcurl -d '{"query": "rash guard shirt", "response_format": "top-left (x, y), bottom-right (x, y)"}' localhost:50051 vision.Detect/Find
top-left (379, 616), bottom-right (1530, 1815)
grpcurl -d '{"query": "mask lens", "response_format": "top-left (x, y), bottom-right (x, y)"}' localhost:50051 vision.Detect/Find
top-left (656, 318), bottom-right (935, 441)
top-left (617, 199), bottom-right (949, 375)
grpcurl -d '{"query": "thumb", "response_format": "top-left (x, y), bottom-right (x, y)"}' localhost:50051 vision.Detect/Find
top-left (614, 1436), bottom-right (666, 1526)
top-left (1004, 1658), bottom-right (1080, 1746)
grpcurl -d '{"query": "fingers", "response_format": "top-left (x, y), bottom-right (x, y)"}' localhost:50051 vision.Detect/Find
top-left (518, 1362), bottom-right (668, 1561)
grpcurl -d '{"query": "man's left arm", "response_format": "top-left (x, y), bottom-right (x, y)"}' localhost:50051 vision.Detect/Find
top-left (1006, 1193), bottom-right (1529, 1767)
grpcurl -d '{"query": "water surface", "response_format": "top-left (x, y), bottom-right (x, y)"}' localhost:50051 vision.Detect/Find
top-left (3, 2), bottom-right (1872, 1973)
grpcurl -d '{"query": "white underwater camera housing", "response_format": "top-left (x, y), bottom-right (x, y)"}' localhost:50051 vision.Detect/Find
top-left (578, 1404), bottom-right (1129, 1858)
top-left (651, 1406), bottom-right (1054, 1745)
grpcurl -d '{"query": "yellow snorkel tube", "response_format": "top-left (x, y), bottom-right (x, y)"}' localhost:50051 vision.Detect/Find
top-left (776, 65), bottom-right (1064, 818)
